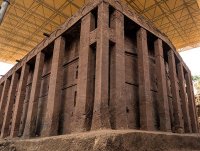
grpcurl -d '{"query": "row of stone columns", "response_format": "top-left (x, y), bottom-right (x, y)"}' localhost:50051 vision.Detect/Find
top-left (177, 63), bottom-right (191, 133)
top-left (136, 26), bottom-right (198, 132)
top-left (133, 24), bottom-right (198, 132)
top-left (0, 79), bottom-right (11, 134)
top-left (0, 35), bottom-right (66, 138)
top-left (23, 36), bottom-right (66, 137)
top-left (168, 50), bottom-right (184, 133)
top-left (1, 72), bottom-right (19, 138)
top-left (10, 64), bottom-right (30, 137)
top-left (72, 2), bottom-right (198, 133)
top-left (23, 52), bottom-right (45, 138)
top-left (168, 50), bottom-right (198, 133)
top-left (0, 2), bottom-right (198, 139)
top-left (185, 72), bottom-right (199, 132)
top-left (42, 36), bottom-right (65, 136)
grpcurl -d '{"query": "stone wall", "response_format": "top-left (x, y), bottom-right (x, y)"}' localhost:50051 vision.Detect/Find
top-left (0, 0), bottom-right (198, 139)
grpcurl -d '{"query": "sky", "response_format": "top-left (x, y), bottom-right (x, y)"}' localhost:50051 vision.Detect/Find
top-left (179, 47), bottom-right (200, 76)
top-left (0, 47), bottom-right (200, 78)
top-left (0, 62), bottom-right (15, 78)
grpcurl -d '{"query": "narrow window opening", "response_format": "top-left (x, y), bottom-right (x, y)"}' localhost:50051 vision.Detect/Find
top-left (75, 65), bottom-right (78, 79)
top-left (74, 91), bottom-right (77, 107)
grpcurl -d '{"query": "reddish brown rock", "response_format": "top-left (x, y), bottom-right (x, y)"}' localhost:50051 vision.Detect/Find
top-left (1, 130), bottom-right (200, 151)
top-left (0, 0), bottom-right (198, 141)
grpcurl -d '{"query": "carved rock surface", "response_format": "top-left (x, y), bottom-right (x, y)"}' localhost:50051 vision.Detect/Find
top-left (0, 130), bottom-right (200, 151)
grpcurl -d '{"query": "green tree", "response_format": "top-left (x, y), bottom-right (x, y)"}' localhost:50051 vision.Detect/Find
top-left (193, 75), bottom-right (200, 82)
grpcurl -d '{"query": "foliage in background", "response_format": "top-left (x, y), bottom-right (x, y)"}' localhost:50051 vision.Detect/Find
top-left (193, 75), bottom-right (200, 95)
top-left (193, 75), bottom-right (200, 82)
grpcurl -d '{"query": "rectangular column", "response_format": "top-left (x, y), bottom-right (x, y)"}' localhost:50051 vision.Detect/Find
top-left (177, 63), bottom-right (192, 133)
top-left (137, 28), bottom-right (154, 130)
top-left (72, 13), bottom-right (95, 132)
top-left (0, 79), bottom-right (11, 131)
top-left (91, 2), bottom-right (111, 130)
top-left (189, 73), bottom-right (200, 131)
top-left (109, 10), bottom-right (128, 129)
top-left (10, 64), bottom-right (30, 137)
top-left (185, 72), bottom-right (198, 132)
top-left (23, 52), bottom-right (44, 138)
top-left (0, 83), bottom-right (4, 108)
top-left (41, 36), bottom-right (65, 136)
top-left (1, 72), bottom-right (19, 138)
top-left (168, 50), bottom-right (184, 133)
top-left (0, 84), bottom-right (3, 97)
top-left (154, 39), bottom-right (171, 131)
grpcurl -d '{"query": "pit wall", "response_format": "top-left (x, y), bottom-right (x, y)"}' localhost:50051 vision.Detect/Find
top-left (0, 0), bottom-right (198, 139)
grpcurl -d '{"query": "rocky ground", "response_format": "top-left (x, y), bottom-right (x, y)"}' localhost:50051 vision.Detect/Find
top-left (0, 130), bottom-right (200, 151)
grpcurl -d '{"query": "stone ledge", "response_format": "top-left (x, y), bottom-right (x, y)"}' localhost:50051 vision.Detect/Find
top-left (1, 130), bottom-right (200, 151)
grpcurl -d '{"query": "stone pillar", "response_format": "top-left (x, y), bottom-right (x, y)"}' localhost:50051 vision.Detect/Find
top-left (23, 52), bottom-right (44, 138)
top-left (109, 10), bottom-right (128, 129)
top-left (41, 36), bottom-right (65, 136)
top-left (0, 84), bottom-right (3, 129)
top-left (0, 79), bottom-right (11, 132)
top-left (177, 63), bottom-right (192, 133)
top-left (168, 50), bottom-right (184, 133)
top-left (137, 28), bottom-right (154, 130)
top-left (189, 73), bottom-right (200, 131)
top-left (72, 13), bottom-right (95, 132)
top-left (10, 64), bottom-right (30, 137)
top-left (185, 72), bottom-right (198, 133)
top-left (91, 2), bottom-right (111, 130)
top-left (1, 72), bottom-right (19, 138)
top-left (154, 39), bottom-right (171, 131)
top-left (0, 84), bottom-right (3, 97)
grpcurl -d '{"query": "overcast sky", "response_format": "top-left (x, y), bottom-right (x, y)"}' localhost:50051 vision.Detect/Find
top-left (0, 62), bottom-right (15, 77)
top-left (180, 47), bottom-right (200, 76)
top-left (0, 47), bottom-right (200, 77)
